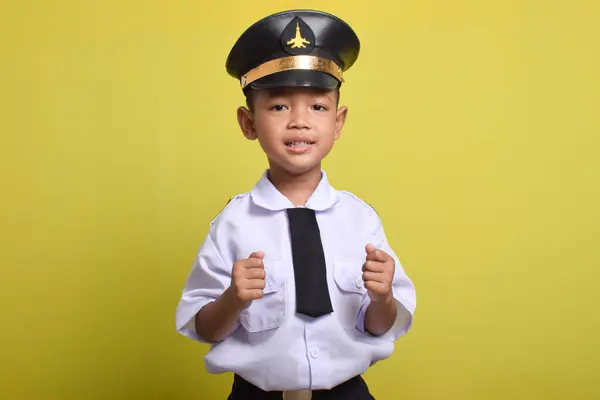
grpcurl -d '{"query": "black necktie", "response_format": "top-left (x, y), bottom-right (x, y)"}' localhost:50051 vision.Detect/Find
top-left (286, 208), bottom-right (333, 318)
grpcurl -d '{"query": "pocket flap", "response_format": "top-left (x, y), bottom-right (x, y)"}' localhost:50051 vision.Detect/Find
top-left (240, 259), bottom-right (286, 333)
top-left (334, 258), bottom-right (367, 295)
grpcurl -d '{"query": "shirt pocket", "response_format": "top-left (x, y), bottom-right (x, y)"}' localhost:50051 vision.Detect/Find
top-left (239, 259), bottom-right (286, 333)
top-left (333, 258), bottom-right (369, 329)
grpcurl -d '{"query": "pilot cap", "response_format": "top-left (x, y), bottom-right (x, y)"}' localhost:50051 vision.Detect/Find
top-left (225, 10), bottom-right (360, 93)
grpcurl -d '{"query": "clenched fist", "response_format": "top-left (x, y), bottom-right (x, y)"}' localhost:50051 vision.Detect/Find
top-left (362, 244), bottom-right (395, 303)
top-left (228, 251), bottom-right (266, 309)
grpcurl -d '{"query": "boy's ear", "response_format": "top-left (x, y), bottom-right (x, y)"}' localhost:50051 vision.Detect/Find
top-left (237, 106), bottom-right (257, 140)
top-left (334, 106), bottom-right (348, 140)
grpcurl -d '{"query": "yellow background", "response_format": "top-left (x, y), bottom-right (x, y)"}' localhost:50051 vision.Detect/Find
top-left (1, 0), bottom-right (599, 399)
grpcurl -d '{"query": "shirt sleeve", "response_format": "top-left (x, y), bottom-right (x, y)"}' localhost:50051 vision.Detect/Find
top-left (355, 209), bottom-right (417, 341)
top-left (175, 230), bottom-right (236, 343)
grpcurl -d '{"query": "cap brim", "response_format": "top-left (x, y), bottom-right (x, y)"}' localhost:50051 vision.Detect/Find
top-left (248, 70), bottom-right (340, 90)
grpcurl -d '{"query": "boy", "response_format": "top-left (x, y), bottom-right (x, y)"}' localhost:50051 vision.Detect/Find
top-left (176, 9), bottom-right (416, 400)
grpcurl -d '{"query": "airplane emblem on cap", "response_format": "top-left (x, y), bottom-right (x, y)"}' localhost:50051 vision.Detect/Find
top-left (287, 23), bottom-right (310, 49)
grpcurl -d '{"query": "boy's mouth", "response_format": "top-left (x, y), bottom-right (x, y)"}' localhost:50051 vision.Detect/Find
top-left (285, 139), bottom-right (315, 154)
top-left (285, 140), bottom-right (315, 147)
top-left (285, 140), bottom-right (315, 148)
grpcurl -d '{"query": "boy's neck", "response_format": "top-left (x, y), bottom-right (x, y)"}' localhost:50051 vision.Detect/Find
top-left (267, 165), bottom-right (323, 207)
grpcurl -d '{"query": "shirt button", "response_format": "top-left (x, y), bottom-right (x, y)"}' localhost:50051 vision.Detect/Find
top-left (355, 278), bottom-right (364, 289)
top-left (310, 348), bottom-right (319, 359)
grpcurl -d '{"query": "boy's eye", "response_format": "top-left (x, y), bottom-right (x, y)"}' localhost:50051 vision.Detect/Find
top-left (271, 104), bottom-right (288, 111)
top-left (311, 104), bottom-right (328, 111)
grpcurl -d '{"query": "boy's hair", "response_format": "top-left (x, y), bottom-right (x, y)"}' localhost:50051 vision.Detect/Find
top-left (244, 86), bottom-right (341, 111)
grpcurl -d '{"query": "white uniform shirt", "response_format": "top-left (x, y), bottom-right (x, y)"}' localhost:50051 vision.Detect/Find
top-left (175, 170), bottom-right (417, 391)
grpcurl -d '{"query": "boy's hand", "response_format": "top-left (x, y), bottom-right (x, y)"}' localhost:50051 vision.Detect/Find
top-left (227, 251), bottom-right (266, 309)
top-left (362, 244), bottom-right (395, 303)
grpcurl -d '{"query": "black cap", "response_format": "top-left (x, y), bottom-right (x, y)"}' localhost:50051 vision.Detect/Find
top-left (225, 10), bottom-right (360, 93)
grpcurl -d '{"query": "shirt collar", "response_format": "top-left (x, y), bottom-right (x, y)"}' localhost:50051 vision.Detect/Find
top-left (250, 169), bottom-right (339, 212)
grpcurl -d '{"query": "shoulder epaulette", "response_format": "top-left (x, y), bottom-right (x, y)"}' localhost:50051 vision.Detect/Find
top-left (340, 190), bottom-right (380, 217)
top-left (210, 193), bottom-right (247, 226)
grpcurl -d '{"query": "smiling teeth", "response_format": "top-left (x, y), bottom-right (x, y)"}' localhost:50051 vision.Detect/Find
top-left (289, 141), bottom-right (311, 147)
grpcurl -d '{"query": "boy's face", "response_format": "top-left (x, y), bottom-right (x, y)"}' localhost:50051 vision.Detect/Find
top-left (237, 87), bottom-right (348, 176)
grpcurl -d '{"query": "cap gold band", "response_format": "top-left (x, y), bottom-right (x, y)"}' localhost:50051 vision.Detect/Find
top-left (240, 55), bottom-right (343, 89)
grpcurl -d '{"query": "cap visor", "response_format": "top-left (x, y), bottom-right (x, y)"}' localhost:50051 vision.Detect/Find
top-left (249, 70), bottom-right (340, 90)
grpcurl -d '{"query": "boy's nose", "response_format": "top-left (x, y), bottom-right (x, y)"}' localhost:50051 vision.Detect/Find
top-left (288, 108), bottom-right (310, 129)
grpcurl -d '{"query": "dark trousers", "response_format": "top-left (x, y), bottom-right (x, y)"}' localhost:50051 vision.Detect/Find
top-left (227, 374), bottom-right (375, 400)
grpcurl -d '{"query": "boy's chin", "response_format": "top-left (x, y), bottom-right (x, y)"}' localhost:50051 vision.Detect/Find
top-left (272, 160), bottom-right (323, 177)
